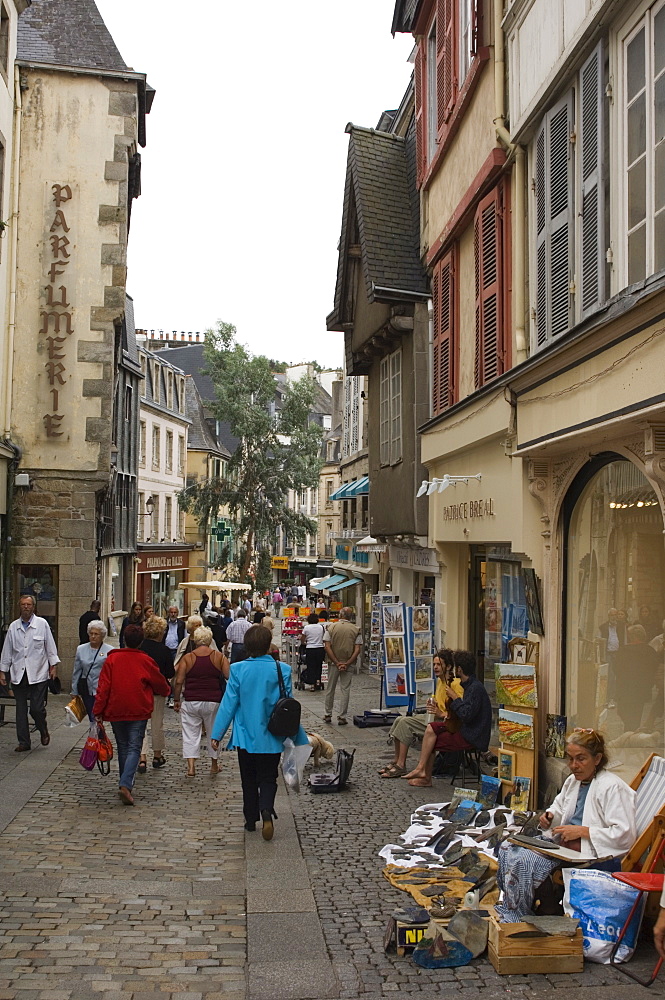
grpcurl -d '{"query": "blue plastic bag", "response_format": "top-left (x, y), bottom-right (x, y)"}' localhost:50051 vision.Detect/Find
top-left (563, 867), bottom-right (645, 963)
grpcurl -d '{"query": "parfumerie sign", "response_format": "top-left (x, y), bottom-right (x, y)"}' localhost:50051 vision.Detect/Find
top-left (442, 498), bottom-right (496, 520)
top-left (42, 183), bottom-right (75, 439)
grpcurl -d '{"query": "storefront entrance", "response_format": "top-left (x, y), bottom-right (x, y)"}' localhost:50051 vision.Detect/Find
top-left (564, 454), bottom-right (664, 777)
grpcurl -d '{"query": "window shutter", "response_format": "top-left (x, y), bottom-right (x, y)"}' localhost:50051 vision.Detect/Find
top-left (415, 44), bottom-right (426, 185)
top-left (474, 187), bottom-right (504, 388)
top-left (535, 124), bottom-right (548, 347)
top-left (579, 42), bottom-right (604, 317)
top-left (432, 250), bottom-right (456, 415)
top-left (436, 0), bottom-right (455, 133)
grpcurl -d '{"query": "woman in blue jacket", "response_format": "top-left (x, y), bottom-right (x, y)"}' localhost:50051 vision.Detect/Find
top-left (211, 624), bottom-right (307, 840)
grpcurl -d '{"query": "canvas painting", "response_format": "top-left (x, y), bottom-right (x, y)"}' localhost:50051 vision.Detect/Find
top-left (511, 604), bottom-right (528, 637)
top-left (509, 776), bottom-right (531, 812)
top-left (412, 606), bottom-right (431, 633)
top-left (498, 748), bottom-right (516, 782)
top-left (385, 666), bottom-right (407, 695)
top-left (384, 635), bottom-right (406, 665)
top-left (479, 774), bottom-right (502, 808)
top-left (414, 656), bottom-right (433, 681)
top-left (415, 679), bottom-right (434, 709)
top-left (499, 709), bottom-right (535, 750)
top-left (495, 663), bottom-right (538, 708)
top-left (545, 714), bottom-right (567, 758)
top-left (512, 643), bottom-right (528, 665)
top-left (413, 632), bottom-right (432, 657)
top-left (382, 604), bottom-right (405, 636)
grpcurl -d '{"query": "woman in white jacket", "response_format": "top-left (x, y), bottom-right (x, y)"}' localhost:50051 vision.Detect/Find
top-left (497, 728), bottom-right (636, 921)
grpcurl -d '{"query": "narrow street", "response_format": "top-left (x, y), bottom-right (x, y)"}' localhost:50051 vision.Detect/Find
top-left (1, 670), bottom-right (663, 1000)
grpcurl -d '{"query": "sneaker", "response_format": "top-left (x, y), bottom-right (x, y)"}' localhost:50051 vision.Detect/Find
top-left (338, 718), bottom-right (348, 726)
top-left (323, 715), bottom-right (332, 724)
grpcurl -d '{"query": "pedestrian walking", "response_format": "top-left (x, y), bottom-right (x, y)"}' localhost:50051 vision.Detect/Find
top-left (224, 609), bottom-right (252, 663)
top-left (93, 624), bottom-right (170, 806)
top-left (0, 595), bottom-right (60, 752)
top-left (173, 626), bottom-right (229, 777)
top-left (300, 613), bottom-right (326, 690)
top-left (198, 592), bottom-right (210, 616)
top-left (272, 589), bottom-right (283, 617)
top-left (119, 602), bottom-right (144, 648)
top-left (210, 625), bottom-right (308, 839)
top-left (173, 615), bottom-right (205, 667)
top-left (138, 616), bottom-right (175, 773)
top-left (78, 600), bottom-right (102, 644)
top-left (322, 607), bottom-right (362, 726)
top-left (71, 620), bottom-right (113, 722)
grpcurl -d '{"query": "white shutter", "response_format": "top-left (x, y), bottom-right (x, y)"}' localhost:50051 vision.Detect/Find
top-left (579, 42), bottom-right (605, 317)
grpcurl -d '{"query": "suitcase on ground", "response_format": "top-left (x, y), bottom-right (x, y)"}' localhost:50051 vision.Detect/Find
top-left (309, 748), bottom-right (355, 792)
top-left (353, 710), bottom-right (400, 728)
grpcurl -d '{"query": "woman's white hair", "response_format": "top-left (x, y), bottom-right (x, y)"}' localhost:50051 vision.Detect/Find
top-left (192, 625), bottom-right (213, 646)
top-left (87, 619), bottom-right (107, 639)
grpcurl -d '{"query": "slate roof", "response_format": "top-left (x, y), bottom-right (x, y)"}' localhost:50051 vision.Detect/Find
top-left (185, 379), bottom-right (230, 458)
top-left (17, 0), bottom-right (128, 72)
top-left (327, 123), bottom-right (427, 332)
top-left (153, 344), bottom-right (238, 456)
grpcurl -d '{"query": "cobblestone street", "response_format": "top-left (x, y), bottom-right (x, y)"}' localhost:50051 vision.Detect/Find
top-left (0, 673), bottom-right (664, 1000)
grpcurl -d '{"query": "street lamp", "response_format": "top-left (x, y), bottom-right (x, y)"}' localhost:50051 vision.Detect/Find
top-left (416, 475), bottom-right (482, 497)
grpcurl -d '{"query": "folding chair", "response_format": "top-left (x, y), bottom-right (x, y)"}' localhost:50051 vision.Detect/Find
top-left (623, 754), bottom-right (665, 872)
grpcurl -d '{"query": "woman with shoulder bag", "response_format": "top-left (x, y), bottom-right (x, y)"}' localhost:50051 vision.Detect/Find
top-left (71, 620), bottom-right (113, 722)
top-left (300, 613), bottom-right (326, 690)
top-left (173, 626), bottom-right (229, 777)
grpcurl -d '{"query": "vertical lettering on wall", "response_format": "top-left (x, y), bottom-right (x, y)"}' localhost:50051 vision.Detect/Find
top-left (42, 183), bottom-right (74, 438)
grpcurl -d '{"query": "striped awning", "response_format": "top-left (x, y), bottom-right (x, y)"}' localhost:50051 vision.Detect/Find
top-left (311, 574), bottom-right (346, 591)
top-left (326, 577), bottom-right (363, 593)
top-left (329, 476), bottom-right (370, 501)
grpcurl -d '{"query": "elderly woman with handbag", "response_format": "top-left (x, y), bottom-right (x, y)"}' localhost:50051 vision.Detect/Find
top-left (71, 620), bottom-right (113, 722)
top-left (210, 625), bottom-right (308, 841)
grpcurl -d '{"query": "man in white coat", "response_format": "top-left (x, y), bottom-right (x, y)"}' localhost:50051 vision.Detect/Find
top-left (0, 595), bottom-right (60, 751)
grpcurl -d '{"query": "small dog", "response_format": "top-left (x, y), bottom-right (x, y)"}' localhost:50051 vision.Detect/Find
top-left (307, 731), bottom-right (334, 767)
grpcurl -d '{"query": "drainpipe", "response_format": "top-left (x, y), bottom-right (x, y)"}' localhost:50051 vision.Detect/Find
top-left (493, 0), bottom-right (527, 363)
top-left (3, 66), bottom-right (21, 439)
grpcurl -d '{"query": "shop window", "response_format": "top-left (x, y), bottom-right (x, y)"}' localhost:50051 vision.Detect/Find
top-left (565, 457), bottom-right (664, 777)
top-left (16, 565), bottom-right (58, 640)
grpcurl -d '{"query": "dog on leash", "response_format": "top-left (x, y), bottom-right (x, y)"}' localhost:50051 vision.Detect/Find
top-left (307, 731), bottom-right (334, 767)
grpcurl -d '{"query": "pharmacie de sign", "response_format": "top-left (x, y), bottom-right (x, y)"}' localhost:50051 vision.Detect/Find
top-left (136, 551), bottom-right (189, 573)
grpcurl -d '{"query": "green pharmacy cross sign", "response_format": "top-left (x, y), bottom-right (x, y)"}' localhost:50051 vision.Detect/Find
top-left (212, 519), bottom-right (231, 539)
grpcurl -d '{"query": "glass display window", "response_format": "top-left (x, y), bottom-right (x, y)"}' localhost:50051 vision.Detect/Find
top-left (16, 565), bottom-right (58, 640)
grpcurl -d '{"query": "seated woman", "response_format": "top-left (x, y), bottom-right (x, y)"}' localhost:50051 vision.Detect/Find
top-left (379, 648), bottom-right (462, 778)
top-left (496, 728), bottom-right (636, 922)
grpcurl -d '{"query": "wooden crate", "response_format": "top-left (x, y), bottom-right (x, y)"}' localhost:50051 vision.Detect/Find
top-left (487, 914), bottom-right (583, 975)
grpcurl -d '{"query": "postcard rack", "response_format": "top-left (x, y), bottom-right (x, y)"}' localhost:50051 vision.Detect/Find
top-left (496, 639), bottom-right (539, 811)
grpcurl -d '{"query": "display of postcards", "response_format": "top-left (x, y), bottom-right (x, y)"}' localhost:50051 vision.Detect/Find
top-left (498, 748), bottom-right (516, 782)
top-left (510, 604), bottom-right (528, 637)
top-left (495, 663), bottom-right (538, 708)
top-left (382, 603), bottom-right (405, 636)
top-left (509, 776), bottom-right (531, 812)
top-left (498, 708), bottom-right (535, 749)
top-left (384, 665), bottom-right (407, 696)
top-left (450, 799), bottom-right (481, 824)
top-left (413, 632), bottom-right (432, 657)
top-left (545, 714), bottom-right (567, 758)
top-left (479, 774), bottom-right (502, 808)
top-left (414, 656), bottom-right (433, 681)
top-left (384, 635), bottom-right (406, 665)
top-left (381, 593), bottom-right (399, 604)
top-left (411, 606), bottom-right (432, 633)
top-left (415, 679), bottom-right (434, 709)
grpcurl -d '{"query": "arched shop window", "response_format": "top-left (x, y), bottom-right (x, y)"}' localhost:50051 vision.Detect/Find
top-left (564, 454), bottom-right (664, 778)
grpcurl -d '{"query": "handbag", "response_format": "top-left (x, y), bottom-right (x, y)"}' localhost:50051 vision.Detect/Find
top-left (95, 722), bottom-right (114, 775)
top-left (267, 661), bottom-right (301, 739)
top-left (79, 722), bottom-right (100, 771)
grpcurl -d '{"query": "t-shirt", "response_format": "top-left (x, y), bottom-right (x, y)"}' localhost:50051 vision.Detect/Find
top-left (323, 619), bottom-right (362, 662)
top-left (302, 623), bottom-right (325, 648)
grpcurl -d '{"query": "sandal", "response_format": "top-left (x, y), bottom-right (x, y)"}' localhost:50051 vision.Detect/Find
top-left (380, 764), bottom-right (407, 778)
top-left (152, 756), bottom-right (166, 768)
top-left (137, 760), bottom-right (147, 774)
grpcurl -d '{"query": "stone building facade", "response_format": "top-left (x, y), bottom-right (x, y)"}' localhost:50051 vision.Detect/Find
top-left (10, 0), bottom-right (151, 679)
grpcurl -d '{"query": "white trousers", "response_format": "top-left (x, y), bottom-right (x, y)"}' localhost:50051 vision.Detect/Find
top-left (141, 694), bottom-right (166, 756)
top-left (180, 700), bottom-right (220, 759)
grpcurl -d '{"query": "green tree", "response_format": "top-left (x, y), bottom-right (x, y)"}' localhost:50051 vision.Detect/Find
top-left (255, 549), bottom-right (272, 593)
top-left (179, 321), bottom-right (322, 582)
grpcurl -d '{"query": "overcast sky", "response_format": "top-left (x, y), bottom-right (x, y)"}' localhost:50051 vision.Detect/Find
top-left (94, 1), bottom-right (414, 369)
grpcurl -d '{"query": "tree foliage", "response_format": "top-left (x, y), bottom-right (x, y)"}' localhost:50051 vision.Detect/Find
top-left (178, 321), bottom-right (322, 581)
top-left (255, 549), bottom-right (272, 593)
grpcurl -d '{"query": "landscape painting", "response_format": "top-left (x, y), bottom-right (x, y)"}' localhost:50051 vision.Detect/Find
top-left (498, 708), bottom-right (535, 750)
top-left (495, 663), bottom-right (538, 708)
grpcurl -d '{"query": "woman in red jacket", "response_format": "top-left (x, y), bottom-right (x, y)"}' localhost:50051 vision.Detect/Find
top-left (93, 624), bottom-right (170, 805)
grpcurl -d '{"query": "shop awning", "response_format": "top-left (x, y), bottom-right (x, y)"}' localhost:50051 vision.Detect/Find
top-left (311, 574), bottom-right (346, 591)
top-left (329, 476), bottom-right (370, 501)
top-left (326, 577), bottom-right (363, 592)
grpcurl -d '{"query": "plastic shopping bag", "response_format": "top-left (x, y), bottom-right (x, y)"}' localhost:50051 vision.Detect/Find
top-left (78, 721), bottom-right (100, 771)
top-left (281, 738), bottom-right (312, 793)
top-left (65, 694), bottom-right (87, 727)
top-left (563, 867), bottom-right (646, 963)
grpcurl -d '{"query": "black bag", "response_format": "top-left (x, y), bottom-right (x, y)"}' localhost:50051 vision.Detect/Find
top-left (353, 710), bottom-right (400, 728)
top-left (309, 748), bottom-right (355, 792)
top-left (267, 661), bottom-right (301, 739)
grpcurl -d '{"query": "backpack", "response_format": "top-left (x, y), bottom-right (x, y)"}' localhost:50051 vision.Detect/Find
top-left (309, 748), bottom-right (355, 793)
top-left (267, 661), bottom-right (301, 739)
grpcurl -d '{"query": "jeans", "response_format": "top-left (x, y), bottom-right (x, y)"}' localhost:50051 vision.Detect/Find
top-left (237, 748), bottom-right (280, 824)
top-left (13, 674), bottom-right (48, 747)
top-left (111, 720), bottom-right (147, 790)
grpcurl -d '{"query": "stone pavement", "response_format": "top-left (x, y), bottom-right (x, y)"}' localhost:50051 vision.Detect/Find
top-left (0, 674), bottom-right (663, 1000)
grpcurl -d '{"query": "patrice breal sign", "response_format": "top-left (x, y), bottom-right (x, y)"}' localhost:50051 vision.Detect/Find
top-left (441, 498), bottom-right (496, 521)
top-left (41, 183), bottom-right (75, 439)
